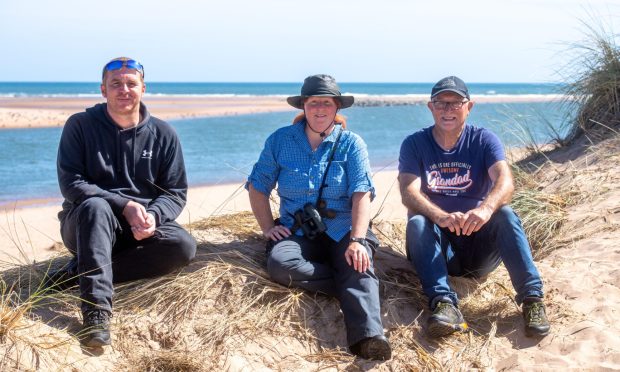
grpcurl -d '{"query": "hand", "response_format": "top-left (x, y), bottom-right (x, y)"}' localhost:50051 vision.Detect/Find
top-left (345, 241), bottom-right (370, 273)
top-left (264, 225), bottom-right (291, 241)
top-left (436, 212), bottom-right (466, 236)
top-left (122, 200), bottom-right (148, 228)
top-left (132, 212), bottom-right (156, 241)
top-left (461, 205), bottom-right (494, 236)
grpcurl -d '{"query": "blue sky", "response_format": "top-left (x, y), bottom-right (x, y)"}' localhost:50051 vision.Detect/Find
top-left (0, 0), bottom-right (617, 83)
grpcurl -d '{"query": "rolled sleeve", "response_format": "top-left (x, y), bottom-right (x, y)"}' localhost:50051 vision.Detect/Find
top-left (246, 134), bottom-right (279, 196)
top-left (346, 136), bottom-right (375, 200)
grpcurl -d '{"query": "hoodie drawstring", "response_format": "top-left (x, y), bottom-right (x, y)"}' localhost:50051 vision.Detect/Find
top-left (131, 127), bottom-right (137, 178)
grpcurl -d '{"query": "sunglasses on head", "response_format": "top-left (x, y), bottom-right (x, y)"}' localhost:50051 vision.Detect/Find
top-left (102, 59), bottom-right (144, 80)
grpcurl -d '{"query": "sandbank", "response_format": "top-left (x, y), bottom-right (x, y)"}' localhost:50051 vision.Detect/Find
top-left (0, 94), bottom-right (566, 129)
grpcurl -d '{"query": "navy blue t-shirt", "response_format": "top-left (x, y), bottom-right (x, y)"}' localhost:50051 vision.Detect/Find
top-left (398, 124), bottom-right (505, 213)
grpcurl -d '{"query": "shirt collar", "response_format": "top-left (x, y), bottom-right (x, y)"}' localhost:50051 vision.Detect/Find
top-left (294, 119), bottom-right (342, 143)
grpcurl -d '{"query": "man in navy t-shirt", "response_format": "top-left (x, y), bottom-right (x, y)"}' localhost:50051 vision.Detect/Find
top-left (398, 76), bottom-right (550, 338)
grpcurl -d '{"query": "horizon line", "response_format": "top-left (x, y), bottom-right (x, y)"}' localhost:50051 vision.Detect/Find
top-left (0, 80), bottom-right (565, 85)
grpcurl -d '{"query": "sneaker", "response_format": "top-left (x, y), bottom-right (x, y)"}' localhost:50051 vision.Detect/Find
top-left (80, 309), bottom-right (112, 347)
top-left (523, 297), bottom-right (550, 337)
top-left (426, 301), bottom-right (469, 338)
top-left (349, 335), bottom-right (392, 360)
top-left (42, 258), bottom-right (78, 291)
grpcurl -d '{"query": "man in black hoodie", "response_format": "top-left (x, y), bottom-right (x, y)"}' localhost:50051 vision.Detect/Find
top-left (51, 57), bottom-right (197, 347)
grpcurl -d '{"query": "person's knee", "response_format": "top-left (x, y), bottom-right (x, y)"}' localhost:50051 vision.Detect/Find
top-left (406, 215), bottom-right (433, 259)
top-left (488, 205), bottom-right (522, 231)
top-left (168, 228), bottom-right (197, 266)
top-left (179, 230), bottom-right (197, 264)
top-left (406, 215), bottom-right (433, 237)
top-left (266, 242), bottom-right (297, 285)
top-left (76, 197), bottom-right (113, 219)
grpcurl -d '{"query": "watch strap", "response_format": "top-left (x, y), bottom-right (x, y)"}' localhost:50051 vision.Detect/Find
top-left (349, 237), bottom-right (367, 245)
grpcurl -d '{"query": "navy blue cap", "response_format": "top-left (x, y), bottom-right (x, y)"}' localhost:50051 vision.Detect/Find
top-left (431, 76), bottom-right (470, 100)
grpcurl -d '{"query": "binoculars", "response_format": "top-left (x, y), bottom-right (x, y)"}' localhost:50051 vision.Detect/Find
top-left (294, 202), bottom-right (331, 240)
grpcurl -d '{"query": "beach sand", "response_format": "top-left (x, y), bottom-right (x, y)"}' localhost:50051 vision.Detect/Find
top-left (1, 96), bottom-right (618, 370)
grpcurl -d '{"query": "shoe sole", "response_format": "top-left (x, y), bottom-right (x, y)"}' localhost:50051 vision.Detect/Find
top-left (525, 327), bottom-right (550, 338)
top-left (427, 319), bottom-right (468, 338)
top-left (360, 338), bottom-right (392, 360)
top-left (82, 335), bottom-right (111, 348)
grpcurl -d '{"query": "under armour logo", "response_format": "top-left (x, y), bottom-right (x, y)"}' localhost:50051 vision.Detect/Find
top-left (142, 150), bottom-right (153, 159)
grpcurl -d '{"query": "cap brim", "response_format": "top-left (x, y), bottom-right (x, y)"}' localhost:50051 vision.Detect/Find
top-left (286, 95), bottom-right (355, 109)
top-left (431, 89), bottom-right (469, 99)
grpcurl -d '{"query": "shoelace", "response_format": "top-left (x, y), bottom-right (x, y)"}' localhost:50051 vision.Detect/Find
top-left (526, 303), bottom-right (545, 323)
top-left (85, 310), bottom-right (110, 324)
top-left (436, 302), bottom-right (455, 315)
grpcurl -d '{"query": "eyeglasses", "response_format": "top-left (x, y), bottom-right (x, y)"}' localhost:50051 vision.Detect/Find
top-left (102, 59), bottom-right (144, 79)
top-left (431, 100), bottom-right (469, 111)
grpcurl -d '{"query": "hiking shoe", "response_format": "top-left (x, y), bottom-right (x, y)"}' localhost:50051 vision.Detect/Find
top-left (349, 335), bottom-right (392, 360)
top-left (42, 258), bottom-right (79, 291)
top-left (426, 301), bottom-right (469, 338)
top-left (523, 297), bottom-right (550, 337)
top-left (80, 309), bottom-right (112, 347)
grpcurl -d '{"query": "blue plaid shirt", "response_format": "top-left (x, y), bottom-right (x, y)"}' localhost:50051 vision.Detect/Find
top-left (247, 121), bottom-right (375, 242)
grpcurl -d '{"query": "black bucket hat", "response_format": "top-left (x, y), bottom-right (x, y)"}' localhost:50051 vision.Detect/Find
top-left (287, 74), bottom-right (354, 110)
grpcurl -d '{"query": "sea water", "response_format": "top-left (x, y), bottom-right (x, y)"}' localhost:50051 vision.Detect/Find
top-left (0, 82), bottom-right (572, 204)
top-left (0, 82), bottom-right (562, 97)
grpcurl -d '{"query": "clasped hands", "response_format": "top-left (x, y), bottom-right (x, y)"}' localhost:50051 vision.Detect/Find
top-left (436, 205), bottom-right (494, 236)
top-left (123, 200), bottom-right (156, 240)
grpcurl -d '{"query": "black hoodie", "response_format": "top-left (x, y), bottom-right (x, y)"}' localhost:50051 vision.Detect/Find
top-left (57, 102), bottom-right (187, 226)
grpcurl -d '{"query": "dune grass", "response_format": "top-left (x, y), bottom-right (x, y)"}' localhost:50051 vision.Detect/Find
top-left (561, 19), bottom-right (620, 143)
top-left (0, 183), bottom-right (587, 371)
top-left (497, 18), bottom-right (620, 260)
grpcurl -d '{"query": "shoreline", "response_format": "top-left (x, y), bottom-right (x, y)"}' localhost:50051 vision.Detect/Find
top-left (0, 170), bottom-right (404, 264)
top-left (0, 94), bottom-right (567, 129)
top-left (0, 162), bottom-right (402, 210)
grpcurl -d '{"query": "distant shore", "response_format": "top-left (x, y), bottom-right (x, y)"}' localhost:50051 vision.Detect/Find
top-left (0, 94), bottom-right (566, 129)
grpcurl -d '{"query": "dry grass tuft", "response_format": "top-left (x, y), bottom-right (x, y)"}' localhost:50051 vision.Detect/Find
top-left (0, 293), bottom-right (28, 343)
top-left (0, 268), bottom-right (79, 371)
top-left (188, 211), bottom-right (262, 243)
top-left (125, 350), bottom-right (206, 372)
top-left (511, 166), bottom-right (570, 259)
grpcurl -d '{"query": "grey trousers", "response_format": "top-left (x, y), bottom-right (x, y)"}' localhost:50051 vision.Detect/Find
top-left (266, 230), bottom-right (384, 345)
top-left (60, 197), bottom-right (197, 313)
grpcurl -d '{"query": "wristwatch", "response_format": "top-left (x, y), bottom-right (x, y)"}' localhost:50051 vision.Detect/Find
top-left (349, 237), bottom-right (367, 246)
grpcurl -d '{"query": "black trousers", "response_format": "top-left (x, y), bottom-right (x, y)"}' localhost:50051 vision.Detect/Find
top-left (266, 230), bottom-right (384, 346)
top-left (60, 197), bottom-right (197, 313)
